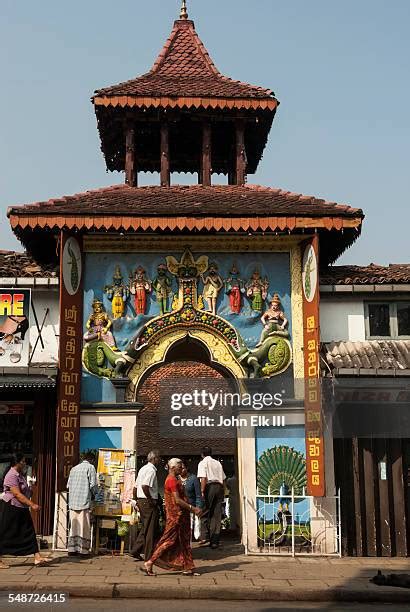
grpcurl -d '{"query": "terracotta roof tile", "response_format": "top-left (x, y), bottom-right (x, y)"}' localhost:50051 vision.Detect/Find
top-left (93, 19), bottom-right (275, 102)
top-left (320, 264), bottom-right (410, 285)
top-left (8, 185), bottom-right (363, 265)
top-left (8, 184), bottom-right (362, 219)
top-left (0, 251), bottom-right (57, 278)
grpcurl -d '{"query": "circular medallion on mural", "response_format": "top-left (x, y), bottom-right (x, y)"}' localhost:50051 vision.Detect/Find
top-left (302, 244), bottom-right (317, 303)
top-left (62, 237), bottom-right (82, 296)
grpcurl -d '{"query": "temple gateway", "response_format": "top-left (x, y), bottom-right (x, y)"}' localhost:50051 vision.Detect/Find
top-left (8, 2), bottom-right (367, 554)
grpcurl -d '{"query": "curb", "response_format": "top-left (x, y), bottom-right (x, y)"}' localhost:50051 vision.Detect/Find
top-left (1, 583), bottom-right (410, 602)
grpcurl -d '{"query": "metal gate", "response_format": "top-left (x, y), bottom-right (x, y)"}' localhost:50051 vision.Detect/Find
top-left (243, 489), bottom-right (341, 556)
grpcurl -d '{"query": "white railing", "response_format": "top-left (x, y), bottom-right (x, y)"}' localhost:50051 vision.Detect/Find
top-left (243, 488), bottom-right (341, 557)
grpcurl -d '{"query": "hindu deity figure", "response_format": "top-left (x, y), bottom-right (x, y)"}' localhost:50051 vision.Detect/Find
top-left (152, 263), bottom-right (173, 315)
top-left (83, 299), bottom-right (117, 348)
top-left (201, 262), bottom-right (224, 315)
top-left (225, 264), bottom-right (245, 314)
top-left (256, 293), bottom-right (288, 346)
top-left (104, 266), bottom-right (130, 319)
top-left (129, 266), bottom-right (152, 315)
top-left (246, 269), bottom-right (269, 312)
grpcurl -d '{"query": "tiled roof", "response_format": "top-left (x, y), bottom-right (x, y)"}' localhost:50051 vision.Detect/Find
top-left (320, 264), bottom-right (410, 285)
top-left (8, 185), bottom-right (363, 265)
top-left (0, 251), bottom-right (57, 278)
top-left (93, 19), bottom-right (275, 103)
top-left (8, 184), bottom-right (362, 220)
top-left (325, 340), bottom-right (410, 372)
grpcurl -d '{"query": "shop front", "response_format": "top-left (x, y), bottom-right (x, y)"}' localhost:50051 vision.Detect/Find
top-left (0, 389), bottom-right (56, 537)
top-left (0, 253), bottom-right (59, 537)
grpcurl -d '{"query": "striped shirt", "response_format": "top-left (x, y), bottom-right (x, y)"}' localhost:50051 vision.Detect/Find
top-left (67, 460), bottom-right (98, 511)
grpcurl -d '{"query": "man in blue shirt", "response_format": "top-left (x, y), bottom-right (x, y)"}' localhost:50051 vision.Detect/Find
top-left (180, 463), bottom-right (204, 541)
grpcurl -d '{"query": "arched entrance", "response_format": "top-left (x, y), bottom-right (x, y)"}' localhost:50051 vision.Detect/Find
top-left (135, 336), bottom-right (238, 458)
top-left (135, 337), bottom-right (241, 534)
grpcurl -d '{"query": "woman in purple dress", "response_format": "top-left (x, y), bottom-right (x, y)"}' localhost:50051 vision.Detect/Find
top-left (0, 453), bottom-right (51, 568)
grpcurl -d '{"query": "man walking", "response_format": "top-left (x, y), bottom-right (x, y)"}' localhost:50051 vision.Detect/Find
top-left (197, 447), bottom-right (226, 549)
top-left (67, 452), bottom-right (98, 557)
top-left (131, 449), bottom-right (161, 561)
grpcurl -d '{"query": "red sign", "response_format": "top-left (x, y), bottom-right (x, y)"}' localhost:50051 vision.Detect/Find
top-left (56, 232), bottom-right (83, 491)
top-left (302, 235), bottom-right (325, 497)
top-left (0, 289), bottom-right (31, 366)
top-left (0, 403), bottom-right (25, 415)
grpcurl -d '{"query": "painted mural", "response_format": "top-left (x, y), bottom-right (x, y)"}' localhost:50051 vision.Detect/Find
top-left (81, 249), bottom-right (293, 403)
top-left (256, 426), bottom-right (309, 548)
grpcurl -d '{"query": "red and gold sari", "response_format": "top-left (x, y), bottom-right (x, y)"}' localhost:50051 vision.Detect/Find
top-left (149, 475), bottom-right (195, 572)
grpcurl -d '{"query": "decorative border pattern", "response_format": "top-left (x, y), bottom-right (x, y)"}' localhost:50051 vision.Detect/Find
top-left (84, 234), bottom-right (303, 253)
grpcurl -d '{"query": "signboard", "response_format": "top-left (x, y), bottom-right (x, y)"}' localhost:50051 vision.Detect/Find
top-left (0, 289), bottom-right (31, 366)
top-left (302, 235), bottom-right (325, 497)
top-left (56, 232), bottom-right (83, 491)
top-left (94, 448), bottom-right (136, 517)
top-left (0, 403), bottom-right (25, 415)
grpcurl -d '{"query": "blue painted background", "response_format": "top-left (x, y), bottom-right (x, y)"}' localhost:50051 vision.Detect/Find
top-left (82, 251), bottom-right (291, 403)
top-left (256, 425), bottom-right (308, 518)
top-left (80, 427), bottom-right (121, 451)
top-left (256, 425), bottom-right (306, 460)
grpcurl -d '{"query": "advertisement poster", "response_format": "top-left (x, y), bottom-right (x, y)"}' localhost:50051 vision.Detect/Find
top-left (0, 289), bottom-right (31, 367)
top-left (95, 448), bottom-right (136, 517)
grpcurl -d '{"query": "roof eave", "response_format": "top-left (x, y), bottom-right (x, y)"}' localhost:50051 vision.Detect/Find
top-left (92, 95), bottom-right (278, 112)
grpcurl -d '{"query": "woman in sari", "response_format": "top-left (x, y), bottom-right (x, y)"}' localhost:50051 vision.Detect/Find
top-left (0, 453), bottom-right (51, 568)
top-left (143, 458), bottom-right (202, 576)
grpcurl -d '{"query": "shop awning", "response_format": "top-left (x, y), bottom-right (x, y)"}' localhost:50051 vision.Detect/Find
top-left (0, 375), bottom-right (56, 390)
top-left (324, 340), bottom-right (410, 376)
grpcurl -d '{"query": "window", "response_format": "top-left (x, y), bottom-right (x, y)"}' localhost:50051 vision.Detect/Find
top-left (365, 302), bottom-right (410, 339)
top-left (397, 303), bottom-right (410, 336)
top-left (368, 303), bottom-right (390, 336)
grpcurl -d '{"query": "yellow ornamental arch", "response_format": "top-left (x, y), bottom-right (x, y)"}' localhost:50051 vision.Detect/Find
top-left (125, 328), bottom-right (246, 402)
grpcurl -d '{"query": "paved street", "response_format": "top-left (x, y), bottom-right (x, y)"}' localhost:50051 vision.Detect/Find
top-left (0, 599), bottom-right (409, 611)
top-left (0, 543), bottom-right (410, 603)
top-left (66, 604), bottom-right (407, 612)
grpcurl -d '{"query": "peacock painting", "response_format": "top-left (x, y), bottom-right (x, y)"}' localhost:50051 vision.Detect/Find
top-left (257, 445), bottom-right (307, 496)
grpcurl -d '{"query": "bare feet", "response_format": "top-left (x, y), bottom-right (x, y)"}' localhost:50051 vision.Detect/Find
top-left (142, 561), bottom-right (155, 576)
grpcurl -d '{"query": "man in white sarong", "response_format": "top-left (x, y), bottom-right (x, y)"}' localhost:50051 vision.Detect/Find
top-left (67, 453), bottom-right (98, 557)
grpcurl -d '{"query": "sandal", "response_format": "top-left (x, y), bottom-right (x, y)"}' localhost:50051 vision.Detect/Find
top-left (182, 571), bottom-right (200, 576)
top-left (140, 564), bottom-right (156, 576)
top-left (0, 561), bottom-right (10, 569)
top-left (34, 558), bottom-right (52, 567)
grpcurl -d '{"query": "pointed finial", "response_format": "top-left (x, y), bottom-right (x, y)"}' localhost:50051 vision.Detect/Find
top-left (180, 0), bottom-right (188, 19)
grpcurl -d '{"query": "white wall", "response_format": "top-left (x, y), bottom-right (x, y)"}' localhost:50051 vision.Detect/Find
top-left (29, 289), bottom-right (59, 364)
top-left (320, 297), bottom-right (365, 343)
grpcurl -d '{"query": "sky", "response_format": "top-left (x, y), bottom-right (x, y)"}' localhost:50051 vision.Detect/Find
top-left (1, 0), bottom-right (409, 265)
